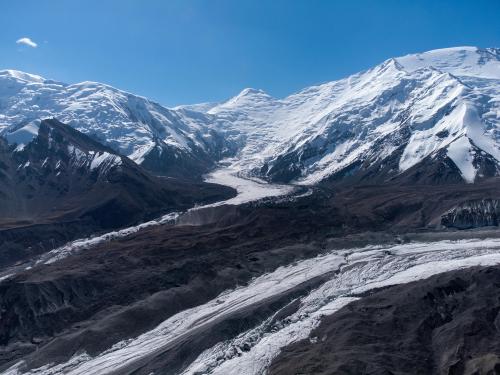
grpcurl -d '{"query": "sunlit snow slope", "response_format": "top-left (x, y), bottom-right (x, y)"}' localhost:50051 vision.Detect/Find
top-left (206, 47), bottom-right (500, 184)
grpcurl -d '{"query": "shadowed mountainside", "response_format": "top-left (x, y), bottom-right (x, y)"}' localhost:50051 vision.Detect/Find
top-left (0, 119), bottom-right (235, 267)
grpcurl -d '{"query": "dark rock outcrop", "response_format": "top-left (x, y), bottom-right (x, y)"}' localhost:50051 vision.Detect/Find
top-left (441, 199), bottom-right (500, 229)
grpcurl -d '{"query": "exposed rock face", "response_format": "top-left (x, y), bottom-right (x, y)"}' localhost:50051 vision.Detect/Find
top-left (441, 199), bottom-right (500, 229)
top-left (269, 266), bottom-right (500, 375)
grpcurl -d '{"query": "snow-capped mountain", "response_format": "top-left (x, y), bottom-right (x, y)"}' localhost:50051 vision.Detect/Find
top-left (204, 46), bottom-right (500, 184)
top-left (0, 118), bottom-right (216, 224)
top-left (0, 70), bottom-right (233, 179)
top-left (1, 47), bottom-right (499, 185)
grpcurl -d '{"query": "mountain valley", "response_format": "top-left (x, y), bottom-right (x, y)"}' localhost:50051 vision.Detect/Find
top-left (0, 46), bottom-right (499, 375)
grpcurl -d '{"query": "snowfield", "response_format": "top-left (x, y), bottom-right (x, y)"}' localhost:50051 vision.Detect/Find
top-left (6, 238), bottom-right (500, 375)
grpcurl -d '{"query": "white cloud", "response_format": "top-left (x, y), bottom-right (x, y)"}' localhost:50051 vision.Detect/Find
top-left (16, 37), bottom-right (38, 48)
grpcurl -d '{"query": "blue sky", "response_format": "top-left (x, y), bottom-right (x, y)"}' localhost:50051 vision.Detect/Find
top-left (2, 0), bottom-right (499, 106)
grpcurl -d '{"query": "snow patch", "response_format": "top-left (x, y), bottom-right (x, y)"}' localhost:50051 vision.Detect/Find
top-left (89, 151), bottom-right (122, 172)
top-left (447, 136), bottom-right (477, 182)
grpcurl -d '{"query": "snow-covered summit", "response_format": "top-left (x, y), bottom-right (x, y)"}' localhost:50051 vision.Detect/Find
top-left (0, 69), bottom-right (47, 84)
top-left (209, 87), bottom-right (276, 114)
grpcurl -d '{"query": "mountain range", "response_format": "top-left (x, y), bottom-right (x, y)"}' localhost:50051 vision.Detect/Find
top-left (1, 46), bottom-right (499, 185)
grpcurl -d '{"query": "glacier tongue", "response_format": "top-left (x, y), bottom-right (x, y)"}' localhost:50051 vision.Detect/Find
top-left (182, 240), bottom-right (500, 375)
top-left (203, 160), bottom-right (294, 206)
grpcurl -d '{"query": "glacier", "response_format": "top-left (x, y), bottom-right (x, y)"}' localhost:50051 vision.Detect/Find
top-left (5, 238), bottom-right (500, 375)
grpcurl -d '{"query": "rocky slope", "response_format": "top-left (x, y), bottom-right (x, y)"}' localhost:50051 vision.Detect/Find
top-left (0, 119), bottom-right (234, 267)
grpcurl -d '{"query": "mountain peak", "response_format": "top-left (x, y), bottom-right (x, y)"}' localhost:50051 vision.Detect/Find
top-left (208, 87), bottom-right (275, 114)
top-left (1, 46), bottom-right (499, 185)
top-left (0, 68), bottom-right (232, 179)
top-left (0, 69), bottom-right (46, 83)
top-left (371, 57), bottom-right (406, 75)
top-left (238, 87), bottom-right (268, 96)
top-left (231, 87), bottom-right (273, 103)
